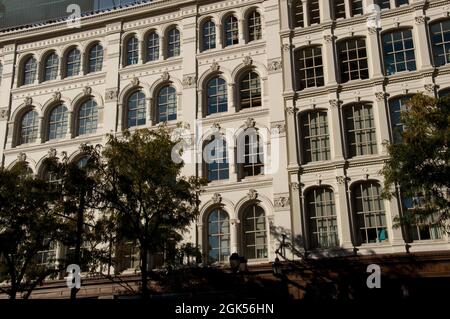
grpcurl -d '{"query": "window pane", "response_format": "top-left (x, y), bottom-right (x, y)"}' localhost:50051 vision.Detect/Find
top-left (77, 99), bottom-right (98, 136)
top-left (127, 91), bottom-right (146, 128)
top-left (48, 105), bottom-right (68, 140)
top-left (157, 86), bottom-right (177, 122)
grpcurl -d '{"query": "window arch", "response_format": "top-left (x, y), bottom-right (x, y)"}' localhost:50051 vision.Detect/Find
top-left (224, 15), bottom-right (239, 47)
top-left (239, 71), bottom-right (261, 109)
top-left (382, 28), bottom-right (416, 75)
top-left (206, 76), bottom-right (227, 115)
top-left (343, 103), bottom-right (377, 157)
top-left (167, 27), bottom-right (181, 58)
top-left (156, 86), bottom-right (177, 123)
top-left (352, 181), bottom-right (388, 244)
top-left (242, 204), bottom-right (267, 259)
top-left (127, 91), bottom-right (146, 128)
top-left (388, 95), bottom-right (411, 144)
top-left (77, 99), bottom-right (98, 136)
top-left (88, 43), bottom-right (103, 73)
top-left (295, 46), bottom-right (324, 90)
top-left (66, 48), bottom-right (81, 77)
top-left (48, 104), bottom-right (68, 141)
top-left (237, 129), bottom-right (264, 178)
top-left (146, 32), bottom-right (159, 62)
top-left (19, 109), bottom-right (39, 145)
top-left (337, 38), bottom-right (369, 83)
top-left (204, 135), bottom-right (229, 182)
top-left (202, 20), bottom-right (216, 51)
top-left (43, 52), bottom-right (59, 82)
top-left (306, 187), bottom-right (338, 249)
top-left (126, 36), bottom-right (139, 66)
top-left (247, 10), bottom-right (262, 42)
top-left (207, 209), bottom-right (230, 263)
top-left (430, 19), bottom-right (450, 67)
top-left (22, 56), bottom-right (37, 85)
top-left (300, 110), bottom-right (330, 163)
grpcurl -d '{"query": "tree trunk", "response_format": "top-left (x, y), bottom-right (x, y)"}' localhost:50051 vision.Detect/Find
top-left (71, 192), bottom-right (85, 300)
top-left (140, 247), bottom-right (149, 299)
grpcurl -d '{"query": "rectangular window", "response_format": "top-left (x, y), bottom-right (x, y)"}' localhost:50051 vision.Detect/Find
top-left (383, 29), bottom-right (416, 75)
top-left (430, 20), bottom-right (450, 67)
top-left (345, 104), bottom-right (378, 157)
top-left (351, 0), bottom-right (363, 16)
top-left (403, 196), bottom-right (442, 241)
top-left (309, 0), bottom-right (320, 25)
top-left (339, 38), bottom-right (369, 83)
top-left (293, 0), bottom-right (304, 28)
top-left (334, 0), bottom-right (346, 19)
top-left (301, 111), bottom-right (330, 163)
top-left (296, 46), bottom-right (325, 90)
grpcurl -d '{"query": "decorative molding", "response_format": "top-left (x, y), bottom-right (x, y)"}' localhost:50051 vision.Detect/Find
top-left (270, 122), bottom-right (286, 134)
top-left (24, 96), bottom-right (33, 106)
top-left (210, 62), bottom-right (220, 72)
top-left (18, 152), bottom-right (27, 162)
top-left (336, 176), bottom-right (349, 185)
top-left (268, 60), bottom-right (282, 72)
top-left (245, 117), bottom-right (256, 128)
top-left (0, 108), bottom-right (9, 120)
top-left (285, 106), bottom-right (297, 114)
top-left (182, 74), bottom-right (196, 88)
top-left (83, 86), bottom-right (92, 96)
top-left (368, 27), bottom-right (378, 35)
top-left (375, 92), bottom-right (389, 101)
top-left (47, 148), bottom-right (57, 158)
top-left (52, 91), bottom-right (62, 102)
top-left (105, 88), bottom-right (118, 102)
top-left (323, 34), bottom-right (334, 42)
top-left (274, 196), bottom-right (289, 208)
top-left (329, 99), bottom-right (341, 108)
top-left (281, 43), bottom-right (291, 51)
top-left (230, 218), bottom-right (240, 226)
top-left (424, 84), bottom-right (437, 93)
top-left (131, 77), bottom-right (140, 87)
top-left (290, 182), bottom-right (299, 191)
top-left (243, 55), bottom-right (253, 66)
top-left (161, 71), bottom-right (170, 82)
top-left (212, 193), bottom-right (222, 204)
top-left (211, 122), bottom-right (221, 130)
top-left (415, 16), bottom-right (426, 24)
top-left (247, 189), bottom-right (258, 200)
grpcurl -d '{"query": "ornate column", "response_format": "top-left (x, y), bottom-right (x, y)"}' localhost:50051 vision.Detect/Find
top-left (374, 91), bottom-right (391, 154)
top-left (160, 36), bottom-right (166, 60)
top-left (230, 218), bottom-right (240, 254)
top-left (238, 18), bottom-right (245, 44)
top-left (289, 180), bottom-right (306, 253)
top-left (216, 23), bottom-right (223, 48)
top-left (328, 99), bottom-right (345, 160)
top-left (146, 97), bottom-right (153, 126)
top-left (336, 176), bottom-right (353, 248)
top-left (323, 34), bottom-right (338, 86)
top-left (197, 89), bottom-right (203, 119)
top-left (319, 0), bottom-right (332, 22)
top-left (66, 111), bottom-right (73, 139)
top-left (228, 83), bottom-right (235, 112)
top-left (413, 15), bottom-right (433, 71)
top-left (367, 27), bottom-right (384, 79)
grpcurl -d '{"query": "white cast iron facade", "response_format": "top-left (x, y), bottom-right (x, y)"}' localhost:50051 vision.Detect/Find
top-left (0, 0), bottom-right (449, 273)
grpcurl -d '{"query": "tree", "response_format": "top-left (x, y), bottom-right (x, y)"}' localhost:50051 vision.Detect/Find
top-left (86, 126), bottom-right (206, 298)
top-left (0, 161), bottom-right (62, 299)
top-left (44, 152), bottom-right (111, 300)
top-left (381, 93), bottom-right (450, 233)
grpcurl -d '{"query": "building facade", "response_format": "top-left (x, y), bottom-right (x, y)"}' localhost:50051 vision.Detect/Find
top-left (0, 0), bottom-right (449, 280)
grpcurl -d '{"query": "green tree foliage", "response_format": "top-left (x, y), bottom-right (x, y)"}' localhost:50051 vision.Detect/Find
top-left (381, 93), bottom-right (450, 232)
top-left (85, 126), bottom-right (206, 298)
top-left (0, 162), bottom-right (62, 299)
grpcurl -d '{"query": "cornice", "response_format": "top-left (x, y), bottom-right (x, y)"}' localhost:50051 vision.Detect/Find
top-left (204, 177), bottom-right (273, 193)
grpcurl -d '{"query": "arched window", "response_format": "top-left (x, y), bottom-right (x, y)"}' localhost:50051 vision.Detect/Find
top-left (77, 156), bottom-right (89, 169)
top-left (352, 182), bottom-right (388, 244)
top-left (439, 87), bottom-right (450, 98)
top-left (295, 46), bottom-right (324, 90)
top-left (334, 0), bottom-right (346, 19)
top-left (202, 20), bottom-right (216, 51)
top-left (239, 71), bottom-right (261, 109)
top-left (20, 110), bottom-right (39, 145)
top-left (242, 205), bottom-right (267, 259)
top-left (157, 86), bottom-right (177, 122)
top-left (43, 53), bottom-right (59, 81)
top-left (402, 196), bottom-right (442, 241)
top-left (238, 129), bottom-right (264, 178)
top-left (88, 43), bottom-right (103, 73)
top-left (77, 99), bottom-right (98, 136)
top-left (430, 19), bottom-right (450, 67)
top-left (66, 48), bottom-right (81, 77)
top-left (344, 103), bottom-right (377, 157)
top-left (204, 136), bottom-right (229, 182)
top-left (146, 32), bottom-right (159, 62)
top-left (126, 36), bottom-right (139, 66)
top-left (300, 111), bottom-right (330, 163)
top-left (23, 57), bottom-right (37, 85)
top-left (206, 77), bottom-right (227, 115)
top-left (382, 29), bottom-right (416, 75)
top-left (293, 0), bottom-right (304, 28)
top-left (167, 28), bottom-right (181, 58)
top-left (48, 105), bottom-right (68, 140)
top-left (306, 187), bottom-right (338, 248)
top-left (247, 11), bottom-right (262, 42)
top-left (127, 91), bottom-right (146, 128)
top-left (338, 38), bottom-right (369, 83)
top-left (207, 209), bottom-right (230, 263)
top-left (388, 96), bottom-right (411, 144)
top-left (224, 15), bottom-right (239, 47)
